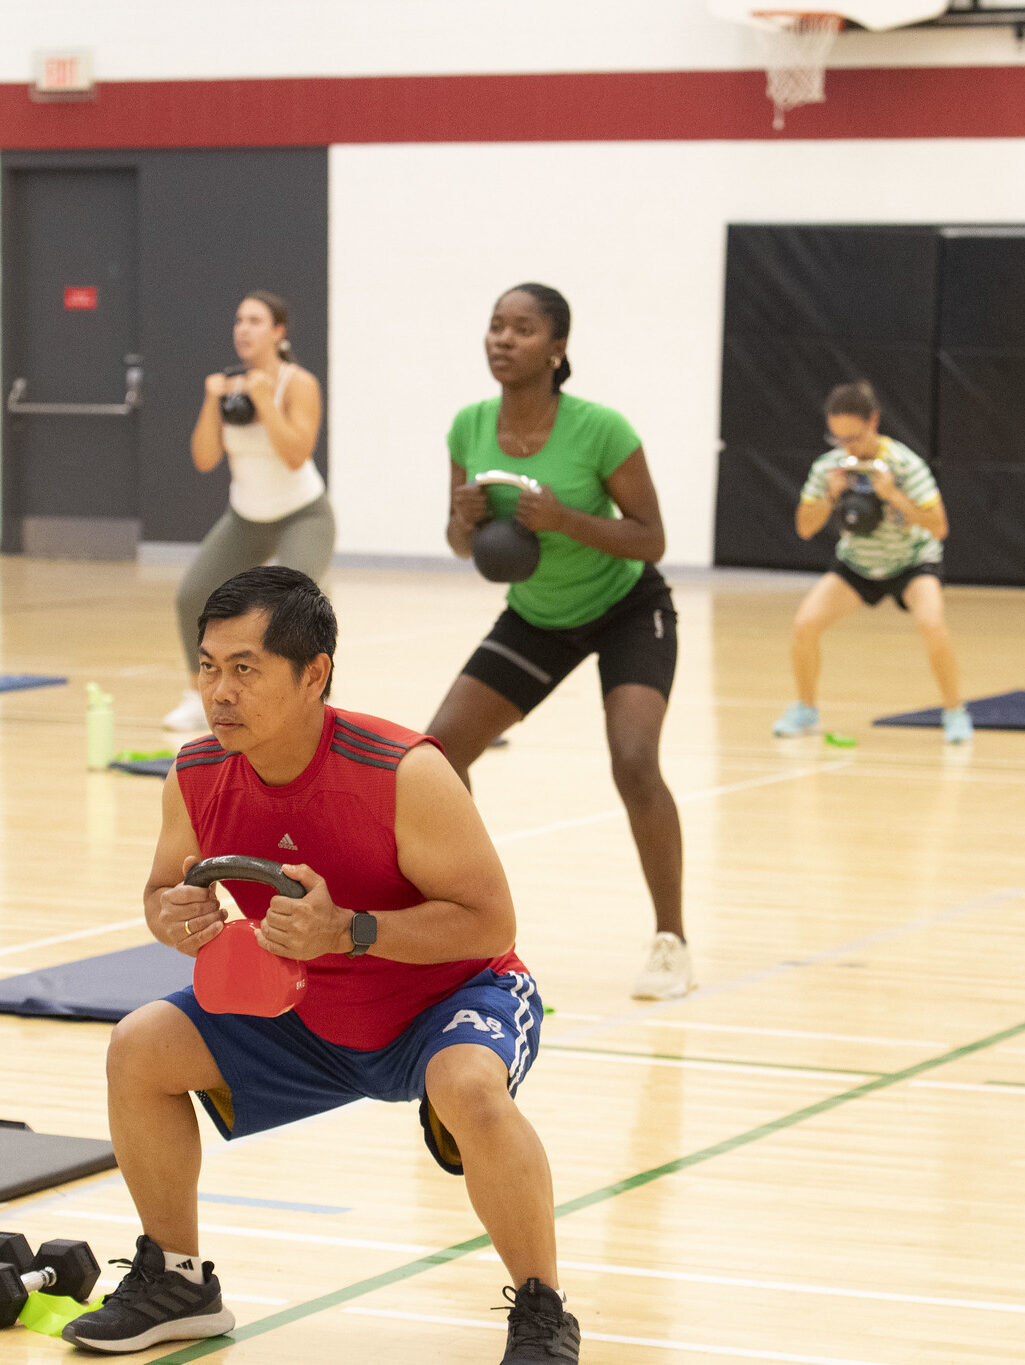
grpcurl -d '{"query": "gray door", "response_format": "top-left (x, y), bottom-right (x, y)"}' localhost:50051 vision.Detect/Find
top-left (3, 168), bottom-right (141, 557)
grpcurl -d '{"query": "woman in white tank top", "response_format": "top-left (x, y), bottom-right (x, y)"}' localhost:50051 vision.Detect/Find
top-left (163, 292), bottom-right (336, 730)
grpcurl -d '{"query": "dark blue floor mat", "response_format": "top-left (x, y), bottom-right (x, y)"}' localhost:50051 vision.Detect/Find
top-left (109, 757), bottom-right (174, 777)
top-left (0, 943), bottom-right (192, 1021)
top-left (0, 674), bottom-right (67, 692)
top-left (874, 689), bottom-right (1025, 730)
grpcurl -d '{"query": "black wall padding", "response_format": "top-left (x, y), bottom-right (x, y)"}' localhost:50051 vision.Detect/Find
top-left (938, 465), bottom-right (1025, 584)
top-left (936, 352), bottom-right (1025, 463)
top-left (932, 232), bottom-right (1025, 583)
top-left (715, 445), bottom-right (833, 571)
top-left (721, 336), bottom-right (933, 453)
top-left (723, 225), bottom-right (938, 346)
top-left (717, 225), bottom-right (939, 572)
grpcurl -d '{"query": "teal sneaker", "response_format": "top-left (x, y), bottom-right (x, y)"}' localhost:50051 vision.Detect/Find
top-left (942, 707), bottom-right (974, 744)
top-left (773, 701), bottom-right (819, 737)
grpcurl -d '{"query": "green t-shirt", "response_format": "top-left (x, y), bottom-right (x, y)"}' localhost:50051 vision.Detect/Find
top-left (448, 393), bottom-right (645, 629)
top-left (801, 437), bottom-right (944, 579)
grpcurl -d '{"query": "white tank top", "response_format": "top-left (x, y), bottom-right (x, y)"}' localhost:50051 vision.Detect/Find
top-left (223, 364), bottom-right (325, 523)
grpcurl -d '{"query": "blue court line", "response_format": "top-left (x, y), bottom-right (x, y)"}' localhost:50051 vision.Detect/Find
top-left (197, 1192), bottom-right (351, 1216)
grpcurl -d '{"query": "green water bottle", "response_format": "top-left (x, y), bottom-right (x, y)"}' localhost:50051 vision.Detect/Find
top-left (86, 682), bottom-right (114, 770)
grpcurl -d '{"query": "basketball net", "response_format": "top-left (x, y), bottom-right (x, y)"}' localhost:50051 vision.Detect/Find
top-left (753, 11), bottom-right (844, 130)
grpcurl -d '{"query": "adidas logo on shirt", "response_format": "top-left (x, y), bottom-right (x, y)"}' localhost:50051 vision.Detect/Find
top-left (278, 833), bottom-right (299, 851)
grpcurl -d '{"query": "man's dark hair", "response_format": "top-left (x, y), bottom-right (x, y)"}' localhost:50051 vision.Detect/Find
top-left (198, 567), bottom-right (336, 698)
top-left (824, 381), bottom-right (879, 421)
top-left (506, 282), bottom-right (572, 393)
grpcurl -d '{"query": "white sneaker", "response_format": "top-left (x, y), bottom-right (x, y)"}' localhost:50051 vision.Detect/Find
top-left (162, 688), bottom-right (207, 731)
top-left (631, 932), bottom-right (695, 1001)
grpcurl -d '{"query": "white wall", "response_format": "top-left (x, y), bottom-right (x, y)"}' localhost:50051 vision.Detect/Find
top-left (1, 1), bottom-right (1023, 80)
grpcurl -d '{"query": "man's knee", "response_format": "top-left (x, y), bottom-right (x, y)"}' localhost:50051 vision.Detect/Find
top-left (426, 1047), bottom-right (512, 1136)
top-left (107, 1002), bottom-right (215, 1093)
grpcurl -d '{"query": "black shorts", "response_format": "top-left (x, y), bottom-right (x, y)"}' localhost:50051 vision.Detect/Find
top-left (831, 558), bottom-right (943, 611)
top-left (461, 563), bottom-right (678, 716)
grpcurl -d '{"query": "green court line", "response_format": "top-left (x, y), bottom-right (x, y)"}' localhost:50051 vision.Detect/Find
top-left (150, 1017), bottom-right (1025, 1362)
top-left (546, 1042), bottom-right (884, 1080)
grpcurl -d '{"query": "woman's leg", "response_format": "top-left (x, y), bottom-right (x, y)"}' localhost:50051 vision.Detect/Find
top-left (272, 494), bottom-right (337, 583)
top-left (902, 574), bottom-right (962, 710)
top-left (604, 683), bottom-right (682, 939)
top-left (174, 510), bottom-right (276, 676)
top-left (790, 572), bottom-right (864, 705)
top-left (427, 675), bottom-right (524, 790)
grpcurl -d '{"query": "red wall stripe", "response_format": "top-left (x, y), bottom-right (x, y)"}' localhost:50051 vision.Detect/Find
top-left (2, 67), bottom-right (1025, 149)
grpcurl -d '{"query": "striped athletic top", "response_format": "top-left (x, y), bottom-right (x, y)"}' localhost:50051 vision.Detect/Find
top-left (800, 437), bottom-right (943, 580)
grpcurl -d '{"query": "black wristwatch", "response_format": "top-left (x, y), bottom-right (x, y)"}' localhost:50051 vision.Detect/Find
top-left (347, 912), bottom-right (378, 958)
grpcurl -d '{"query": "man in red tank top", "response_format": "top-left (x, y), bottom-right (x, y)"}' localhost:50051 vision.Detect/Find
top-left (63, 567), bottom-right (580, 1365)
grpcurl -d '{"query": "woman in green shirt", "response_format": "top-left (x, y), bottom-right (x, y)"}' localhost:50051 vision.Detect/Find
top-left (427, 283), bottom-right (692, 1002)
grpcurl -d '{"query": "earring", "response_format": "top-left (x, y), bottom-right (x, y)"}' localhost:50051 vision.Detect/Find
top-left (551, 356), bottom-right (560, 368)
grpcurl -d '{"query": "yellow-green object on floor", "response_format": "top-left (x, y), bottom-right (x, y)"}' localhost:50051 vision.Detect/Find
top-left (18, 1290), bottom-right (104, 1337)
top-left (824, 732), bottom-right (858, 748)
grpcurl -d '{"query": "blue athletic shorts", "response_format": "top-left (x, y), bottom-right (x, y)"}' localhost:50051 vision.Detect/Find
top-left (165, 968), bottom-right (542, 1174)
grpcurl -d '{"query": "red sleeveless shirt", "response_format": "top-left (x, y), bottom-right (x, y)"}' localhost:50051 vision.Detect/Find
top-left (176, 705), bottom-right (524, 1049)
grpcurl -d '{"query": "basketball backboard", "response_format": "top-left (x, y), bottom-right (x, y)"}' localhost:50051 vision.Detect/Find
top-left (707, 1), bottom-right (949, 30)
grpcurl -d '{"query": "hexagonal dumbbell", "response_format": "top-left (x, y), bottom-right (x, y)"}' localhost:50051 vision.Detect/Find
top-left (0, 1232), bottom-right (100, 1329)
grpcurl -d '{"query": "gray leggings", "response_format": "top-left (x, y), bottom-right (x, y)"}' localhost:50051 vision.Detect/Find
top-left (176, 494), bottom-right (336, 670)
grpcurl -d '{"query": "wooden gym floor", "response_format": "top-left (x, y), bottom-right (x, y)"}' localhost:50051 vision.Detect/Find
top-left (1, 553), bottom-right (1024, 1363)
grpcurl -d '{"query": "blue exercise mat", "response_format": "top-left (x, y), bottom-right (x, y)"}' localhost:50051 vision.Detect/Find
top-left (0, 674), bottom-right (67, 693)
top-left (0, 1122), bottom-right (116, 1201)
top-left (874, 689), bottom-right (1025, 731)
top-left (109, 757), bottom-right (174, 777)
top-left (0, 943), bottom-right (192, 1022)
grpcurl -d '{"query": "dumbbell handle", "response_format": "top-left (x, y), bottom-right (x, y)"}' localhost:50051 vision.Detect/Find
top-left (185, 855), bottom-right (305, 898)
top-left (474, 469), bottom-right (542, 494)
top-left (22, 1265), bottom-right (58, 1294)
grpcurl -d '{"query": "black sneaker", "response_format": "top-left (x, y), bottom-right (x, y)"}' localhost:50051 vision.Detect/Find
top-left (500, 1279), bottom-right (581, 1362)
top-left (61, 1234), bottom-right (235, 1354)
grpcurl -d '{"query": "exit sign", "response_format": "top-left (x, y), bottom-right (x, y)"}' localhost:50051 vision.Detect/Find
top-left (31, 50), bottom-right (95, 102)
top-left (64, 286), bottom-right (98, 311)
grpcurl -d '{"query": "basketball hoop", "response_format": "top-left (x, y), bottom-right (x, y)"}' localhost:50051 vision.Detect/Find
top-left (752, 11), bottom-right (845, 130)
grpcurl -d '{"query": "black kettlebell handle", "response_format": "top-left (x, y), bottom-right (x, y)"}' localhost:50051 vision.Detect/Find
top-left (474, 470), bottom-right (542, 495)
top-left (184, 855), bottom-right (305, 899)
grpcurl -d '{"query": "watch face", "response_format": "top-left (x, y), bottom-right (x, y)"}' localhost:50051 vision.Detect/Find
top-left (352, 913), bottom-right (376, 946)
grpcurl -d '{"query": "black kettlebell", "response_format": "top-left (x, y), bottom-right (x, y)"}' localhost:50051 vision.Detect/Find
top-left (470, 471), bottom-right (543, 583)
top-left (472, 519), bottom-right (541, 583)
top-left (836, 486), bottom-right (883, 535)
top-left (219, 365), bottom-right (255, 426)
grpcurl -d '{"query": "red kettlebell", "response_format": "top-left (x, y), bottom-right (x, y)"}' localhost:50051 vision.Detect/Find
top-left (186, 855), bottom-right (309, 1017)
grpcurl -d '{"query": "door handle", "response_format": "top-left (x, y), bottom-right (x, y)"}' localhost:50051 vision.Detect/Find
top-left (7, 361), bottom-right (143, 417)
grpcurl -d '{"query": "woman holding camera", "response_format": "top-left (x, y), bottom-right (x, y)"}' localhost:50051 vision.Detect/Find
top-left (773, 381), bottom-right (972, 744)
top-left (163, 291), bottom-right (335, 731)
